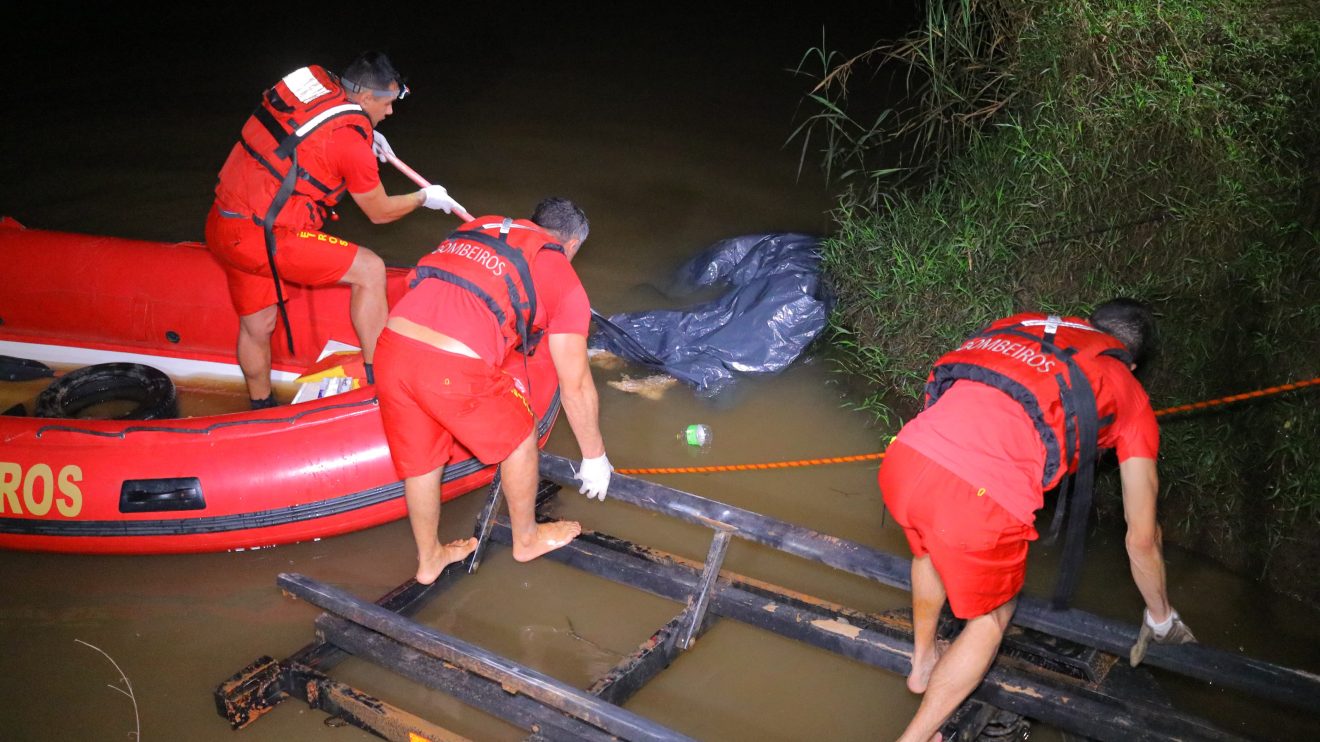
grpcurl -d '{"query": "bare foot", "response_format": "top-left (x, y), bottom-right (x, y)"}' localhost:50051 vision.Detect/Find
top-left (907, 639), bottom-right (949, 694)
top-left (416, 537), bottom-right (479, 585)
top-left (511, 520), bottom-right (581, 562)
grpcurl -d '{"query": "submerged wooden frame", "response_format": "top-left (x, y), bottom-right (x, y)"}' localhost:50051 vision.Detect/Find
top-left (216, 453), bottom-right (1319, 741)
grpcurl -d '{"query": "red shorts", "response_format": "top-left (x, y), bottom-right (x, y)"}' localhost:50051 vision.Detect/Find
top-left (879, 441), bottom-right (1038, 618)
top-left (374, 329), bottom-right (535, 479)
top-left (205, 204), bottom-right (359, 316)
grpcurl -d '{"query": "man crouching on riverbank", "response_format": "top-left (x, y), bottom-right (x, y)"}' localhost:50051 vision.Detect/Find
top-left (879, 299), bottom-right (1195, 742)
top-left (375, 198), bottom-right (612, 583)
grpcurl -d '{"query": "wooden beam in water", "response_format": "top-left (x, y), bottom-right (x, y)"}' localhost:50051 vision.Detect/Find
top-left (538, 452), bottom-right (1320, 713)
top-left (214, 654), bottom-right (472, 741)
top-left (278, 572), bottom-right (697, 742)
top-left (588, 613), bottom-right (707, 706)
top-left (220, 493), bottom-right (1248, 740)
top-left (488, 520), bottom-right (1246, 742)
top-left (319, 615), bottom-right (618, 742)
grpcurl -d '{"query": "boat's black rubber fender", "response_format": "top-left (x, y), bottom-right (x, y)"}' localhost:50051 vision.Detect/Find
top-left (34, 363), bottom-right (178, 420)
top-left (0, 354), bottom-right (55, 381)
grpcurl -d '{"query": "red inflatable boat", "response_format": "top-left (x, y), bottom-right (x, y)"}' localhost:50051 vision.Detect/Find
top-left (0, 218), bottom-right (561, 554)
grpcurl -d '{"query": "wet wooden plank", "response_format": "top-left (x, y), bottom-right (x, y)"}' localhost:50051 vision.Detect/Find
top-left (214, 655), bottom-right (286, 729)
top-left (281, 478), bottom-right (561, 672)
top-left (587, 614), bottom-right (693, 706)
top-left (538, 452), bottom-right (1320, 713)
top-left (215, 654), bottom-right (472, 741)
top-left (489, 520), bottom-right (1246, 742)
top-left (296, 665), bottom-right (473, 742)
top-left (319, 614), bottom-right (617, 742)
top-left (279, 572), bottom-right (697, 742)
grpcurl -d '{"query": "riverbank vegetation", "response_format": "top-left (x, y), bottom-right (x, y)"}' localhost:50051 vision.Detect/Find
top-left (795, 0), bottom-right (1320, 604)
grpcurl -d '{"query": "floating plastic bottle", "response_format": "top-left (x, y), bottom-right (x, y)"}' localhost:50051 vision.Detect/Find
top-left (679, 423), bottom-right (712, 447)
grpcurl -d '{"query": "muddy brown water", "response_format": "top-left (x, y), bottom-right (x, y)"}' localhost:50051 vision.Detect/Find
top-left (2, 7), bottom-right (1319, 741)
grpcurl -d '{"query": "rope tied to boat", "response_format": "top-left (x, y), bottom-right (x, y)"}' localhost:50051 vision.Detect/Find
top-left (613, 375), bottom-right (1320, 476)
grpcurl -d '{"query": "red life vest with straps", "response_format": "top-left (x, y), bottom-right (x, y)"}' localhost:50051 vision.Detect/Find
top-left (925, 312), bottom-right (1136, 609)
top-left (924, 313), bottom-right (1133, 491)
top-left (410, 216), bottom-right (567, 357)
top-left (213, 65), bottom-right (372, 231)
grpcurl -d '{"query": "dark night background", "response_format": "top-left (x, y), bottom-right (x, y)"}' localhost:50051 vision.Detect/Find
top-left (2, 3), bottom-right (922, 244)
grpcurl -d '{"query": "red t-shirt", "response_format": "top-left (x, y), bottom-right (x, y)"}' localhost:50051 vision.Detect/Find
top-left (392, 248), bottom-right (591, 365)
top-left (896, 358), bottom-right (1159, 526)
top-left (331, 126), bottom-right (381, 195)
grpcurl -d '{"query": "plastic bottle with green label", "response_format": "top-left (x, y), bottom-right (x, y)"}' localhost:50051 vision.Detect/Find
top-left (679, 424), bottom-right (711, 447)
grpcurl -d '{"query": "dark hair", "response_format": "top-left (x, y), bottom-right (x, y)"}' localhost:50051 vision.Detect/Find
top-left (531, 197), bottom-right (590, 245)
top-left (1090, 298), bottom-right (1156, 368)
top-left (341, 51), bottom-right (402, 91)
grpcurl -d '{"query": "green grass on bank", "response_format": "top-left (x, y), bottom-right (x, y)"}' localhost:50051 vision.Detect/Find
top-left (795, 0), bottom-right (1320, 603)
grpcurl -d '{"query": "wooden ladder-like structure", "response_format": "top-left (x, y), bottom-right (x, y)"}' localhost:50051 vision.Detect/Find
top-left (216, 453), bottom-right (1320, 741)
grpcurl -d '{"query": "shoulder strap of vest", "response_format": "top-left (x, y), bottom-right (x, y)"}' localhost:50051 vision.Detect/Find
top-left (250, 102), bottom-right (368, 161)
top-left (241, 69), bottom-right (369, 203)
top-left (259, 150), bottom-right (301, 357)
top-left (410, 222), bottom-right (561, 356)
top-left (462, 224), bottom-right (541, 350)
top-left (928, 316), bottom-right (1108, 610)
top-left (1015, 322), bottom-right (1104, 610)
top-left (410, 264), bottom-right (510, 330)
top-left (1049, 345), bottom-right (1101, 609)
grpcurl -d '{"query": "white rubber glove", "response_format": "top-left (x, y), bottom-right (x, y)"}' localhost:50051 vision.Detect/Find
top-left (421, 184), bottom-right (466, 215)
top-left (371, 130), bottom-right (396, 163)
top-left (575, 453), bottom-right (612, 501)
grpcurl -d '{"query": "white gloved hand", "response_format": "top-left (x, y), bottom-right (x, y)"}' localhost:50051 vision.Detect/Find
top-left (371, 130), bottom-right (396, 163)
top-left (575, 453), bottom-right (612, 501)
top-left (421, 184), bottom-right (466, 215)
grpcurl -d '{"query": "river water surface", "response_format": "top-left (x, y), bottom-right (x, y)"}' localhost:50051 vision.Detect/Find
top-left (2, 6), bottom-right (1318, 741)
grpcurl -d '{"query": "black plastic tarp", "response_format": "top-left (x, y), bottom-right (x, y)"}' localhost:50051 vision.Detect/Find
top-left (590, 232), bottom-right (832, 397)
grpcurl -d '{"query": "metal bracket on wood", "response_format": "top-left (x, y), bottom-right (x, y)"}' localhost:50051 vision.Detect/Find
top-left (678, 528), bottom-right (733, 650)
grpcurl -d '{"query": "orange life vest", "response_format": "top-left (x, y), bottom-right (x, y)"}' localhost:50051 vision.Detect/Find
top-left (925, 313), bottom-right (1131, 490)
top-left (924, 312), bottom-right (1135, 608)
top-left (410, 216), bottom-right (566, 357)
top-left (213, 65), bottom-right (372, 231)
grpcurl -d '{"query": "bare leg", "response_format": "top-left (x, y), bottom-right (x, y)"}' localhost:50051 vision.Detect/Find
top-left (404, 465), bottom-right (477, 584)
top-left (502, 431), bottom-right (580, 561)
top-left (237, 305), bottom-right (278, 402)
top-left (896, 598), bottom-right (1017, 742)
top-left (339, 247), bottom-right (387, 364)
top-left (908, 554), bottom-right (947, 693)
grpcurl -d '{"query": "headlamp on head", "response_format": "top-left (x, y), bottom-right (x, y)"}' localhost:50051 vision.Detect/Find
top-left (341, 76), bottom-right (410, 102)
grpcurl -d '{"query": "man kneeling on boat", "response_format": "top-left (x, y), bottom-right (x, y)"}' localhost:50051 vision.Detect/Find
top-left (206, 51), bottom-right (465, 409)
top-left (376, 198), bottom-right (611, 583)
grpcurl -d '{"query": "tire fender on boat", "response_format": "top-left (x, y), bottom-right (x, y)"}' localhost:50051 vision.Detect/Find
top-left (34, 362), bottom-right (179, 420)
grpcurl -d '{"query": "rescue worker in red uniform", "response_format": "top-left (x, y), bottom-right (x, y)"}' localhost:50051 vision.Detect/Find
top-left (205, 52), bottom-right (465, 408)
top-left (879, 299), bottom-right (1196, 742)
top-left (374, 197), bottom-right (611, 584)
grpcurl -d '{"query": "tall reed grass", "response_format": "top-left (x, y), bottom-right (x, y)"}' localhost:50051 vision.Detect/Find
top-left (795, 0), bottom-right (1320, 603)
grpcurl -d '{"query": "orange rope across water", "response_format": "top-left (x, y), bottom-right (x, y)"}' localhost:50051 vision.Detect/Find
top-left (616, 451), bottom-right (887, 476)
top-left (613, 375), bottom-right (1320, 476)
top-left (1152, 376), bottom-right (1320, 418)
